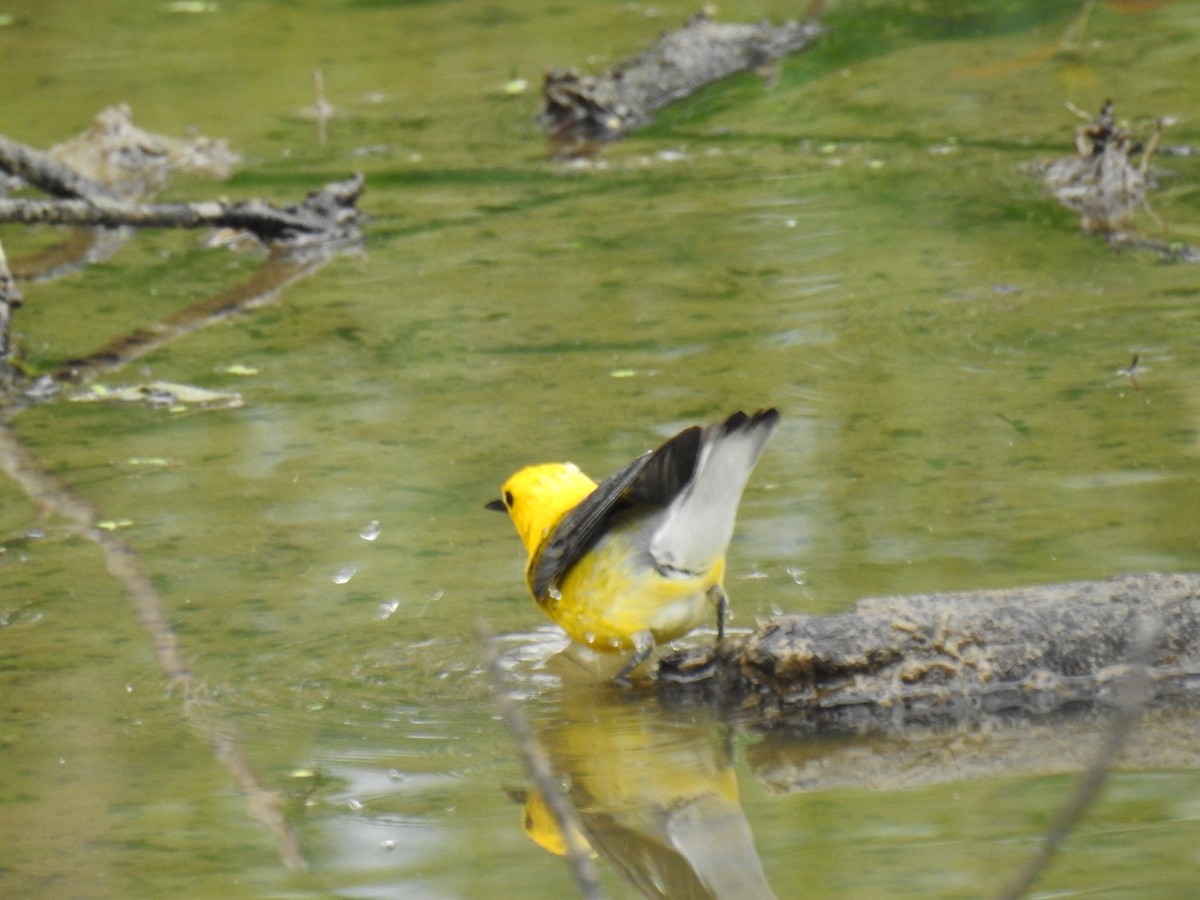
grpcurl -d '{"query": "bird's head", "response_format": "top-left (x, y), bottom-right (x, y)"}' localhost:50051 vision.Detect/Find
top-left (487, 462), bottom-right (596, 557)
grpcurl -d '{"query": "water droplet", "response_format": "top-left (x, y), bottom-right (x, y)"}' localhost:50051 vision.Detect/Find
top-left (333, 565), bottom-right (357, 585)
top-left (347, 798), bottom-right (363, 812)
top-left (360, 520), bottom-right (381, 541)
top-left (548, 587), bottom-right (562, 601)
top-left (377, 598), bottom-right (400, 620)
top-left (381, 839), bottom-right (396, 851)
top-left (786, 566), bottom-right (806, 585)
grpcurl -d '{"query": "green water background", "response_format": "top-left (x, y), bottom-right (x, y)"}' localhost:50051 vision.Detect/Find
top-left (2, 1), bottom-right (1200, 896)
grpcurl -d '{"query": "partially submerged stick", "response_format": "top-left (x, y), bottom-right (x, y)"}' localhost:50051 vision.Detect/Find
top-left (0, 174), bottom-right (364, 246)
top-left (0, 107), bottom-right (362, 249)
top-left (541, 12), bottom-right (825, 154)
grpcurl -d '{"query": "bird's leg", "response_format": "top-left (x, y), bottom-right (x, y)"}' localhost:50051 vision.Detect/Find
top-left (613, 630), bottom-right (655, 686)
top-left (708, 584), bottom-right (729, 642)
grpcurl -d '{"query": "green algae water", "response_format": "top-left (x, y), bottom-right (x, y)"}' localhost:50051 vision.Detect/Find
top-left (3, 1), bottom-right (1200, 896)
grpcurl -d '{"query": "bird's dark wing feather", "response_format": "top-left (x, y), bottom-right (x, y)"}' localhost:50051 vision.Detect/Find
top-left (530, 424), bottom-right (704, 599)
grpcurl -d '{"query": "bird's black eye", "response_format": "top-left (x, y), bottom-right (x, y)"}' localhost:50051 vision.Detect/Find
top-left (504, 490), bottom-right (515, 508)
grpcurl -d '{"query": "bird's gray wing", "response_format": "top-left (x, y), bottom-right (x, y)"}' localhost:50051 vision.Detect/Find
top-left (530, 425), bottom-right (703, 599)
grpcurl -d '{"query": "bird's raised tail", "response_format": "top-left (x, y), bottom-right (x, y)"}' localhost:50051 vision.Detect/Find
top-left (649, 408), bottom-right (780, 577)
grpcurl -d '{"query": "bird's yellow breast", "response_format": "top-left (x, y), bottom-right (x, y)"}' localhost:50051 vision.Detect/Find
top-left (534, 515), bottom-right (726, 652)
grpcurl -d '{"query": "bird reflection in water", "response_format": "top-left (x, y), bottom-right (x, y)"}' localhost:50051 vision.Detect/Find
top-left (508, 686), bottom-right (776, 899)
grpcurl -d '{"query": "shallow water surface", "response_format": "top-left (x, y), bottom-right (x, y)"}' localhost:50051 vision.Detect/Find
top-left (3, 1), bottom-right (1200, 897)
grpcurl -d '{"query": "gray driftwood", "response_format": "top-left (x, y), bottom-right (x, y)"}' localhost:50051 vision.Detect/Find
top-left (0, 128), bottom-right (362, 247)
top-left (541, 13), bottom-right (825, 154)
top-left (0, 178), bottom-right (364, 245)
top-left (659, 573), bottom-right (1200, 729)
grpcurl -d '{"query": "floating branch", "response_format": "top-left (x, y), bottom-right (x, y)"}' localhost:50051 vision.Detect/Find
top-left (0, 105), bottom-right (361, 250)
top-left (541, 12), bottom-right (825, 155)
top-left (659, 572), bottom-right (1200, 729)
top-left (0, 174), bottom-right (364, 246)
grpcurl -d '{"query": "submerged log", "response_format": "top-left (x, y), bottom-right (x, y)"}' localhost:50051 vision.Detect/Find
top-left (541, 12), bottom-right (825, 155)
top-left (658, 572), bottom-right (1200, 729)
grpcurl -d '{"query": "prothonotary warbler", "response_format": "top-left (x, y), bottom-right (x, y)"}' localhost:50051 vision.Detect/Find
top-left (487, 408), bottom-right (780, 684)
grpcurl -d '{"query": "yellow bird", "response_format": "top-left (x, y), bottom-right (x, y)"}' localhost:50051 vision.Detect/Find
top-left (488, 409), bottom-right (780, 683)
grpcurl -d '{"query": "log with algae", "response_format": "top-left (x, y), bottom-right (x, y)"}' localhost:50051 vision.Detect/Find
top-left (540, 10), bottom-right (826, 156)
top-left (658, 572), bottom-right (1200, 728)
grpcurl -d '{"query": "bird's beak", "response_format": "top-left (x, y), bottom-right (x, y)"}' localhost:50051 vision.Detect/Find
top-left (484, 498), bottom-right (506, 512)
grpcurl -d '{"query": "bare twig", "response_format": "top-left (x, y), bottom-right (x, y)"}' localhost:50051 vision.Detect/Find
top-left (480, 625), bottom-right (605, 900)
top-left (994, 616), bottom-right (1161, 900)
top-left (0, 172), bottom-right (364, 245)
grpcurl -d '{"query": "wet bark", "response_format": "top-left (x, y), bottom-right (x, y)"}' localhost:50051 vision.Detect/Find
top-left (659, 572), bottom-right (1200, 729)
top-left (541, 12), bottom-right (825, 155)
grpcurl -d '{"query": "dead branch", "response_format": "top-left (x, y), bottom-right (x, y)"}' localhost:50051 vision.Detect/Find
top-left (0, 110), bottom-right (360, 248)
top-left (541, 12), bottom-right (825, 155)
top-left (0, 172), bottom-right (364, 246)
top-left (658, 573), bottom-right (1200, 729)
